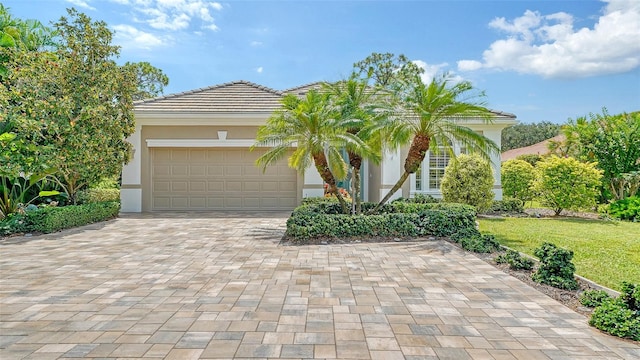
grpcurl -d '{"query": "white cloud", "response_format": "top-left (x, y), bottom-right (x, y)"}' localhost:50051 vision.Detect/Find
top-left (250, 41), bottom-right (263, 47)
top-left (66, 0), bottom-right (96, 10)
top-left (457, 0), bottom-right (640, 78)
top-left (413, 60), bottom-right (464, 84)
top-left (256, 66), bottom-right (264, 73)
top-left (112, 24), bottom-right (167, 49)
top-left (124, 0), bottom-right (223, 31)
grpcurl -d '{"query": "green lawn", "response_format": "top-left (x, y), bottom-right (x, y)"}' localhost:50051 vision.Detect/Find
top-left (478, 217), bottom-right (640, 291)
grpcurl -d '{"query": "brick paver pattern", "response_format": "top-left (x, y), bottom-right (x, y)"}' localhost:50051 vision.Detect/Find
top-left (1, 213), bottom-right (638, 359)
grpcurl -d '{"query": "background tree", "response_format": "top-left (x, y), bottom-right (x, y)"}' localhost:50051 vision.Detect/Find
top-left (124, 61), bottom-right (169, 100)
top-left (559, 110), bottom-right (640, 200)
top-left (441, 154), bottom-right (495, 212)
top-left (0, 4), bottom-right (56, 77)
top-left (532, 156), bottom-right (603, 215)
top-left (353, 52), bottom-right (423, 89)
top-left (501, 159), bottom-right (536, 203)
top-left (253, 91), bottom-right (369, 213)
top-left (2, 8), bottom-right (137, 202)
top-left (368, 73), bottom-right (498, 212)
top-left (501, 121), bottom-right (562, 151)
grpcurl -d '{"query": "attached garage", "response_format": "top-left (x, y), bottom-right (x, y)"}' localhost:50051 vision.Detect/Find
top-left (121, 81), bottom-right (307, 213)
top-left (150, 148), bottom-right (297, 211)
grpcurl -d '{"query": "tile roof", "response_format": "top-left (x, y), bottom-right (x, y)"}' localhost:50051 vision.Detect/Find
top-left (134, 80), bottom-right (517, 120)
top-left (501, 134), bottom-right (565, 161)
top-left (134, 80), bottom-right (283, 113)
top-left (283, 82), bottom-right (325, 96)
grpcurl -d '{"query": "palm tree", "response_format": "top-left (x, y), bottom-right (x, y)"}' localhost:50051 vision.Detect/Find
top-left (253, 90), bottom-right (367, 214)
top-left (323, 76), bottom-right (384, 214)
top-left (369, 74), bottom-right (499, 213)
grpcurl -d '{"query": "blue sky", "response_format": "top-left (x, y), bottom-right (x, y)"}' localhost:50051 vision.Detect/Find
top-left (5, 0), bottom-right (640, 123)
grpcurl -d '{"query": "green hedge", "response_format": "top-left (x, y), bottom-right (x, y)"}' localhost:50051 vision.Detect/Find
top-left (1, 201), bottom-right (120, 236)
top-left (76, 188), bottom-right (121, 204)
top-left (286, 201), bottom-right (477, 242)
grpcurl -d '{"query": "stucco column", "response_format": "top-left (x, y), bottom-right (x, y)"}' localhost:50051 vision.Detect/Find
top-left (302, 166), bottom-right (324, 198)
top-left (380, 148), bottom-right (403, 202)
top-left (484, 129), bottom-right (504, 200)
top-left (120, 125), bottom-right (142, 212)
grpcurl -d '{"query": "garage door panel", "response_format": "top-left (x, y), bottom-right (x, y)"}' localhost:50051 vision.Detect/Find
top-left (190, 197), bottom-right (206, 208)
top-left (190, 165), bottom-right (206, 176)
top-left (171, 181), bottom-right (188, 192)
top-left (190, 181), bottom-right (207, 192)
top-left (207, 181), bottom-right (224, 192)
top-left (226, 182), bottom-right (242, 191)
top-left (151, 148), bottom-right (297, 211)
top-left (244, 181), bottom-right (261, 191)
top-left (279, 181), bottom-right (296, 191)
top-left (154, 197), bottom-right (171, 209)
top-left (171, 150), bottom-right (189, 161)
top-left (225, 165), bottom-right (242, 176)
top-left (172, 197), bottom-right (189, 208)
top-left (207, 165), bottom-right (224, 175)
top-left (172, 165), bottom-right (188, 176)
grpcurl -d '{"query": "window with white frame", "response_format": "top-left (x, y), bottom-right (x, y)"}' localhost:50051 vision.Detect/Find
top-left (412, 132), bottom-right (484, 193)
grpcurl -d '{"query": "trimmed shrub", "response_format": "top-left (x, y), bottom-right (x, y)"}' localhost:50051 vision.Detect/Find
top-left (531, 156), bottom-right (603, 216)
top-left (394, 193), bottom-right (441, 204)
top-left (621, 281), bottom-right (640, 311)
top-left (532, 242), bottom-right (579, 290)
top-left (516, 154), bottom-right (542, 166)
top-left (608, 196), bottom-right (640, 222)
top-left (580, 290), bottom-right (611, 308)
top-left (441, 154), bottom-right (495, 213)
top-left (495, 249), bottom-right (534, 270)
top-left (76, 188), bottom-right (120, 204)
top-left (286, 202), bottom-right (477, 242)
top-left (459, 233), bottom-right (501, 253)
top-left (501, 159), bottom-right (536, 203)
top-left (0, 213), bottom-right (30, 236)
top-left (589, 298), bottom-right (640, 341)
top-left (486, 198), bottom-right (524, 214)
top-left (25, 202), bottom-right (120, 234)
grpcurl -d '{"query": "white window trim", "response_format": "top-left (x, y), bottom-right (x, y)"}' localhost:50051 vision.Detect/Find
top-left (411, 143), bottom-right (465, 195)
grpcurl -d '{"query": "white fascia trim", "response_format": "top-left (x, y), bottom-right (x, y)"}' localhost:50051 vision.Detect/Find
top-left (145, 139), bottom-right (298, 148)
top-left (135, 112), bottom-right (270, 126)
top-left (146, 139), bottom-right (259, 147)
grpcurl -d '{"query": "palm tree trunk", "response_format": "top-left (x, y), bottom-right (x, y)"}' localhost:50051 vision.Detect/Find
top-left (367, 171), bottom-right (410, 214)
top-left (368, 134), bottom-right (430, 214)
top-left (348, 151), bottom-right (362, 214)
top-left (313, 153), bottom-right (349, 214)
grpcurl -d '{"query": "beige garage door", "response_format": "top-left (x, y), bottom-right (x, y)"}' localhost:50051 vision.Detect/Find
top-left (151, 148), bottom-right (297, 211)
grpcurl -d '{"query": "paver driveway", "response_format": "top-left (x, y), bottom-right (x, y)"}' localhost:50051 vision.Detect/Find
top-left (1, 213), bottom-right (638, 360)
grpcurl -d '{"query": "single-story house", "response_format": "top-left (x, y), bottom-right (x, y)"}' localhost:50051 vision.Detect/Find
top-left (121, 80), bottom-right (516, 212)
top-left (501, 134), bottom-right (565, 162)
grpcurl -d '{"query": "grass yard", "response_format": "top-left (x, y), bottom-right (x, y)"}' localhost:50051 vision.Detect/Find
top-left (478, 217), bottom-right (640, 291)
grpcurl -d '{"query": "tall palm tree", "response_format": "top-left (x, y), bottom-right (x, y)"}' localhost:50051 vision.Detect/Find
top-left (369, 74), bottom-right (499, 213)
top-left (323, 76), bottom-right (384, 214)
top-left (253, 90), bottom-right (367, 213)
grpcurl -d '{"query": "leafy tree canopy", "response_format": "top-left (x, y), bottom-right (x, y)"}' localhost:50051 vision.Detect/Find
top-left (501, 121), bottom-right (562, 152)
top-left (1, 8), bottom-right (137, 201)
top-left (124, 61), bottom-right (169, 101)
top-left (560, 109), bottom-right (640, 200)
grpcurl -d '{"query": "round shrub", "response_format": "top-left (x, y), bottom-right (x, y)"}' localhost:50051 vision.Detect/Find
top-left (501, 159), bottom-right (536, 203)
top-left (441, 154), bottom-right (494, 213)
top-left (531, 156), bottom-right (603, 216)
